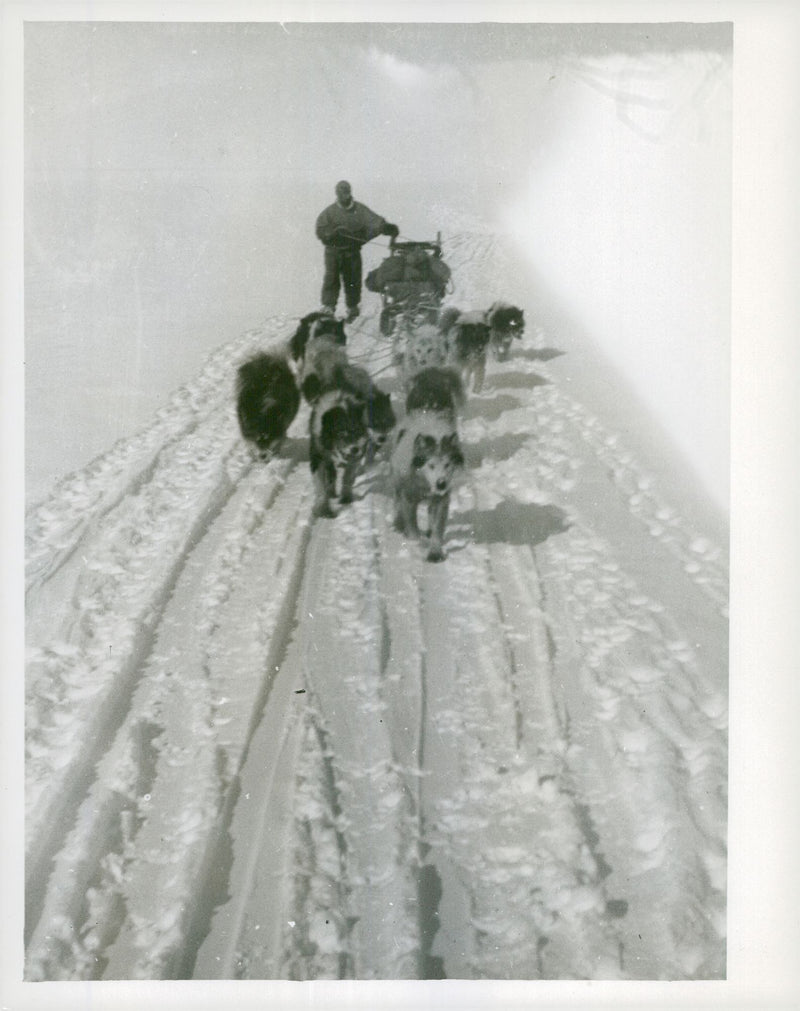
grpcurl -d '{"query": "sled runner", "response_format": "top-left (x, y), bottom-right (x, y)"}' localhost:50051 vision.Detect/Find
top-left (365, 232), bottom-right (452, 336)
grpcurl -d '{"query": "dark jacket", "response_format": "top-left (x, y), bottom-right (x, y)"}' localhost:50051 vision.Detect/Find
top-left (315, 200), bottom-right (389, 251)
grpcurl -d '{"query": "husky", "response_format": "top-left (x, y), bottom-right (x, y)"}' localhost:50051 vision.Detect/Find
top-left (300, 342), bottom-right (396, 455)
top-left (309, 389), bottom-right (370, 517)
top-left (486, 301), bottom-right (525, 360)
top-left (332, 359), bottom-right (396, 454)
top-left (439, 307), bottom-right (493, 394)
top-left (390, 366), bottom-right (465, 562)
top-left (298, 341), bottom-right (350, 404)
top-left (288, 310), bottom-right (347, 365)
top-left (403, 364), bottom-right (465, 426)
top-left (360, 381), bottom-right (397, 457)
top-left (236, 352), bottom-right (301, 459)
top-left (399, 320), bottom-right (451, 388)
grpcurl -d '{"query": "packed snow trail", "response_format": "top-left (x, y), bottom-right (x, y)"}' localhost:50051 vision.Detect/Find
top-left (25, 219), bottom-right (728, 980)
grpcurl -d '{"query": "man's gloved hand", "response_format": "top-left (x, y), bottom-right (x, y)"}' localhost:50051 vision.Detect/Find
top-left (382, 222), bottom-right (400, 238)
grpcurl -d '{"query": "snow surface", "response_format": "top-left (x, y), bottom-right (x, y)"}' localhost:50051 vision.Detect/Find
top-left (24, 217), bottom-right (728, 981)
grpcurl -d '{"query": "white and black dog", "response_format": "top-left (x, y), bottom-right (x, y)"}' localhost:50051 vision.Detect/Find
top-left (236, 352), bottom-right (301, 459)
top-left (288, 310), bottom-right (347, 366)
top-left (309, 389), bottom-right (371, 517)
top-left (438, 307), bottom-right (493, 394)
top-left (439, 302), bottom-right (525, 393)
top-left (390, 366), bottom-right (465, 562)
top-left (299, 330), bottom-right (396, 456)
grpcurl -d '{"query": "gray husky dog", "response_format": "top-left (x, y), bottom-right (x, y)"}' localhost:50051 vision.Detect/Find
top-left (390, 366), bottom-right (465, 562)
top-left (438, 301), bottom-right (526, 391)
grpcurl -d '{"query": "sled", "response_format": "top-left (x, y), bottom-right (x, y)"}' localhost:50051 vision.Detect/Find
top-left (365, 232), bottom-right (452, 336)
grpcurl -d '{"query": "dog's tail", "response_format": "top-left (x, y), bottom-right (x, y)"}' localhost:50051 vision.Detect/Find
top-left (437, 306), bottom-right (462, 335)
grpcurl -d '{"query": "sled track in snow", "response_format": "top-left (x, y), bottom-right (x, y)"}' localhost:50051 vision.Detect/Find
top-left (26, 449), bottom-right (319, 978)
top-left (25, 436), bottom-right (251, 935)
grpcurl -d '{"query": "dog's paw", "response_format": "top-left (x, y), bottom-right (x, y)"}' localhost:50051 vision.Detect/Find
top-left (426, 546), bottom-right (446, 563)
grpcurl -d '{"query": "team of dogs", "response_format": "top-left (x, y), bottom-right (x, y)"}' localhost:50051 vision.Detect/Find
top-left (236, 301), bottom-right (525, 562)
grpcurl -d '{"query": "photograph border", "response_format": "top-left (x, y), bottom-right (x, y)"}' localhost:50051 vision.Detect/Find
top-left (3, 0), bottom-right (799, 1008)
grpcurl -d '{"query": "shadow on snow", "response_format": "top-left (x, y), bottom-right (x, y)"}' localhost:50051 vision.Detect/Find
top-left (452, 499), bottom-right (570, 549)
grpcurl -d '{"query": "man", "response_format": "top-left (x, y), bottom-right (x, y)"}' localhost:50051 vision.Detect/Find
top-left (315, 180), bottom-right (399, 322)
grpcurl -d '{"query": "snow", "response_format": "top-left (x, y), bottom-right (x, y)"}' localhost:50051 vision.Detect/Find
top-left (23, 214), bottom-right (729, 983)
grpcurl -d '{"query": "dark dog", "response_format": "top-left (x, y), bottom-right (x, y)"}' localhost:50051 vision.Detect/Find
top-left (486, 301), bottom-right (525, 360)
top-left (403, 364), bottom-right (465, 426)
top-left (309, 389), bottom-right (370, 517)
top-left (288, 310), bottom-right (347, 365)
top-left (236, 352), bottom-right (301, 459)
top-left (361, 382), bottom-right (397, 457)
top-left (390, 366), bottom-right (465, 562)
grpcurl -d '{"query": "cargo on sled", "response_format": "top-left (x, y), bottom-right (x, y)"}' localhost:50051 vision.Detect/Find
top-left (365, 232), bottom-right (452, 336)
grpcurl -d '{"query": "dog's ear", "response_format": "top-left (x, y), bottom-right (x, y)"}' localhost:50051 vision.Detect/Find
top-left (412, 433), bottom-right (436, 469)
top-left (442, 433), bottom-right (465, 468)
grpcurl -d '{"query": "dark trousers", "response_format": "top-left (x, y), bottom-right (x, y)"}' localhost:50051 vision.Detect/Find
top-left (321, 247), bottom-right (362, 311)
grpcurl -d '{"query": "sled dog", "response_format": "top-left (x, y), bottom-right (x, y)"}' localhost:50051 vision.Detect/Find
top-left (236, 352), bottom-right (301, 459)
top-left (390, 366), bottom-right (465, 562)
top-left (351, 370), bottom-right (396, 455)
top-left (403, 364), bottom-right (465, 427)
top-left (288, 310), bottom-right (347, 365)
top-left (399, 320), bottom-right (452, 389)
top-left (486, 301), bottom-right (526, 360)
top-left (439, 302), bottom-right (526, 390)
top-left (439, 307), bottom-right (493, 394)
top-left (298, 341), bottom-right (350, 404)
top-left (300, 343), bottom-right (396, 454)
top-left (309, 389), bottom-right (370, 517)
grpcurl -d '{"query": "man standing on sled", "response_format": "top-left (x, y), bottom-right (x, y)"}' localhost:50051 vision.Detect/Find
top-left (315, 180), bottom-right (399, 323)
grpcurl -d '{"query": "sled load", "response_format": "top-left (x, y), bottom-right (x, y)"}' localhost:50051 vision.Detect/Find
top-left (365, 233), bottom-right (452, 336)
